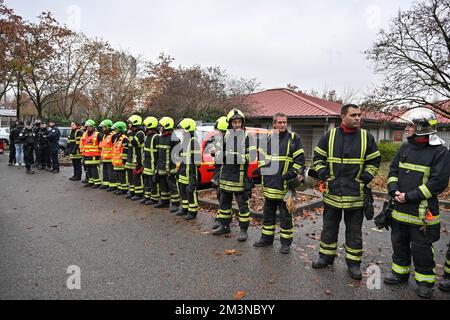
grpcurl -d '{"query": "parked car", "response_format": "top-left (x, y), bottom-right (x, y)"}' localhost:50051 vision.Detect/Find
top-left (0, 127), bottom-right (10, 146)
top-left (58, 127), bottom-right (72, 157)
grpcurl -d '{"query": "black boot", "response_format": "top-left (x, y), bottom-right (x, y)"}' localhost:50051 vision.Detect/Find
top-left (91, 184), bottom-right (100, 189)
top-left (125, 193), bottom-right (134, 199)
top-left (312, 255), bottom-right (334, 269)
top-left (348, 264), bottom-right (362, 280)
top-left (145, 199), bottom-right (158, 205)
top-left (69, 176), bottom-right (76, 181)
top-left (81, 178), bottom-right (88, 183)
top-left (212, 225), bottom-right (231, 235)
top-left (130, 195), bottom-right (143, 201)
top-left (185, 212), bottom-right (197, 220)
top-left (37, 165), bottom-right (45, 170)
top-left (176, 208), bottom-right (188, 216)
top-left (212, 219), bottom-right (221, 230)
top-left (416, 282), bottom-right (433, 299)
top-left (26, 168), bottom-right (35, 174)
top-left (139, 198), bottom-right (148, 204)
top-left (384, 272), bottom-right (409, 285)
top-left (106, 187), bottom-right (116, 192)
top-left (237, 229), bottom-right (248, 242)
top-left (84, 183), bottom-right (92, 188)
top-left (253, 237), bottom-right (274, 247)
top-left (438, 277), bottom-right (450, 292)
top-left (280, 244), bottom-right (291, 254)
top-left (100, 185), bottom-right (109, 190)
top-left (154, 200), bottom-right (170, 208)
top-left (169, 205), bottom-right (180, 213)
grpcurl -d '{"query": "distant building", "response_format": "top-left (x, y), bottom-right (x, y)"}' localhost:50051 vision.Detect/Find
top-left (0, 108), bottom-right (17, 127)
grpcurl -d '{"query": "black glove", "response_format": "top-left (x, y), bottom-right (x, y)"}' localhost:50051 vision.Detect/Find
top-left (374, 199), bottom-right (393, 230)
top-left (282, 170), bottom-right (297, 181)
top-left (363, 185), bottom-right (374, 221)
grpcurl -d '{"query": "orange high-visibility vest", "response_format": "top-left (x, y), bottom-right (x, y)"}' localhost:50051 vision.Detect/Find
top-left (100, 133), bottom-right (113, 161)
top-left (112, 134), bottom-right (126, 168)
top-left (81, 131), bottom-right (100, 157)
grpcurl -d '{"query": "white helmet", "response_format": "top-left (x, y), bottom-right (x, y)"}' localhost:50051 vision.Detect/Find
top-left (399, 107), bottom-right (438, 136)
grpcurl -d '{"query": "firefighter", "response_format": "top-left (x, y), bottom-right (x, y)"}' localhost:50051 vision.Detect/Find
top-left (384, 107), bottom-right (449, 299)
top-left (98, 119), bottom-right (115, 190)
top-left (154, 117), bottom-right (181, 212)
top-left (439, 240), bottom-right (450, 292)
top-left (111, 121), bottom-right (129, 195)
top-left (124, 115), bottom-right (145, 201)
top-left (176, 118), bottom-right (202, 220)
top-left (212, 109), bottom-right (257, 242)
top-left (253, 113), bottom-right (305, 254)
top-left (141, 116), bottom-right (160, 205)
top-left (311, 104), bottom-right (381, 280)
top-left (81, 119), bottom-right (102, 188)
top-left (211, 116), bottom-right (228, 229)
top-left (68, 121), bottom-right (83, 181)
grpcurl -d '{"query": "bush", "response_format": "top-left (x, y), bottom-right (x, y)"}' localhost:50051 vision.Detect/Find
top-left (378, 141), bottom-right (402, 162)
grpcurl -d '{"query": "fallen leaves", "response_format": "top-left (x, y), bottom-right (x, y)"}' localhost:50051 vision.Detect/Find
top-left (234, 291), bottom-right (246, 300)
top-left (225, 249), bottom-right (239, 255)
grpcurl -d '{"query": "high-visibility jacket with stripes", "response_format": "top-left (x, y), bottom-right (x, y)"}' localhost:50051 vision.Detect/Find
top-left (156, 131), bottom-right (180, 175)
top-left (178, 134), bottom-right (201, 185)
top-left (111, 133), bottom-right (128, 170)
top-left (99, 132), bottom-right (113, 162)
top-left (81, 130), bottom-right (101, 160)
top-left (387, 141), bottom-right (449, 227)
top-left (68, 128), bottom-right (83, 160)
top-left (258, 131), bottom-right (305, 200)
top-left (143, 133), bottom-right (159, 176)
top-left (219, 129), bottom-right (257, 193)
top-left (125, 130), bottom-right (145, 169)
top-left (313, 127), bottom-right (381, 209)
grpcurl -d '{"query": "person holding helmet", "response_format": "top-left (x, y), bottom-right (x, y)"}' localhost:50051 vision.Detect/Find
top-left (213, 109), bottom-right (257, 242)
top-left (80, 119), bottom-right (102, 188)
top-left (125, 115), bottom-right (146, 201)
top-left (141, 116), bottom-right (160, 205)
top-left (111, 121), bottom-right (129, 195)
top-left (67, 121), bottom-right (83, 181)
top-left (384, 107), bottom-right (449, 299)
top-left (154, 116), bottom-right (181, 212)
top-left (98, 119), bottom-right (115, 190)
top-left (176, 118), bottom-right (202, 220)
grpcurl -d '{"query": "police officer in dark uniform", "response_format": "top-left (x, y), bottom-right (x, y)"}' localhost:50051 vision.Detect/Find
top-left (47, 119), bottom-right (60, 173)
top-left (384, 107), bottom-right (449, 299)
top-left (18, 121), bottom-right (37, 174)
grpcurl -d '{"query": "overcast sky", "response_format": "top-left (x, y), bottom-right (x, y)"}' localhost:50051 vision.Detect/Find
top-left (6, 0), bottom-right (413, 99)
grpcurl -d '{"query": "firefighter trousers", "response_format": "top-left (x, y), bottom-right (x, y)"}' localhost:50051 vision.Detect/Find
top-left (126, 169), bottom-right (144, 197)
top-left (217, 190), bottom-right (251, 230)
top-left (261, 198), bottom-right (293, 245)
top-left (86, 164), bottom-right (101, 186)
top-left (71, 158), bottom-right (82, 179)
top-left (179, 182), bottom-right (198, 215)
top-left (390, 221), bottom-right (440, 287)
top-left (143, 174), bottom-right (160, 201)
top-left (319, 205), bottom-right (364, 266)
top-left (101, 162), bottom-right (115, 187)
top-left (158, 174), bottom-right (180, 206)
top-left (114, 169), bottom-right (128, 191)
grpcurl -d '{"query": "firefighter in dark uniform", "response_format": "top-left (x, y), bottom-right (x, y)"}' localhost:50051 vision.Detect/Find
top-left (384, 107), bottom-right (449, 299)
top-left (35, 122), bottom-right (50, 170)
top-left (111, 121), bottom-right (129, 195)
top-left (141, 116), bottom-right (160, 205)
top-left (213, 109), bottom-right (257, 242)
top-left (253, 113), bottom-right (305, 254)
top-left (81, 119), bottom-right (102, 188)
top-left (312, 104), bottom-right (381, 280)
top-left (99, 119), bottom-right (114, 190)
top-left (68, 121), bottom-right (83, 181)
top-left (19, 121), bottom-right (36, 174)
top-left (47, 119), bottom-right (61, 173)
top-left (154, 117), bottom-right (181, 212)
top-left (211, 116), bottom-right (228, 229)
top-left (124, 115), bottom-right (145, 201)
top-left (176, 118), bottom-right (202, 220)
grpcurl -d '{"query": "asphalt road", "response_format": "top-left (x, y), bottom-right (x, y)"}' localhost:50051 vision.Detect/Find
top-left (0, 154), bottom-right (449, 300)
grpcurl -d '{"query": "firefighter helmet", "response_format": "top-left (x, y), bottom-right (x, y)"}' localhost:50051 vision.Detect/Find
top-left (226, 109), bottom-right (245, 123)
top-left (399, 107), bottom-right (438, 136)
top-left (112, 121), bottom-right (127, 133)
top-left (84, 119), bottom-right (96, 127)
top-left (159, 117), bottom-right (174, 130)
top-left (99, 119), bottom-right (113, 130)
top-left (127, 115), bottom-right (143, 126)
top-left (178, 118), bottom-right (196, 132)
top-left (143, 116), bottom-right (158, 129)
top-left (214, 116), bottom-right (228, 132)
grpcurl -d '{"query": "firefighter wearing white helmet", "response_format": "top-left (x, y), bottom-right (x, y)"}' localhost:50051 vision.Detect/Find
top-left (154, 117), bottom-right (181, 212)
top-left (124, 115), bottom-right (146, 201)
top-left (213, 109), bottom-right (257, 242)
top-left (384, 107), bottom-right (449, 299)
top-left (176, 118), bottom-right (202, 220)
top-left (140, 116), bottom-right (161, 205)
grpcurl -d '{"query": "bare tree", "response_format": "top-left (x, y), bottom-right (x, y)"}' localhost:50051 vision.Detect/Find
top-left (366, 0), bottom-right (450, 117)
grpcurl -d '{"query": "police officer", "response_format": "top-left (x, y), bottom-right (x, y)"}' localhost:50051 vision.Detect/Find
top-left (213, 109), bottom-right (257, 242)
top-left (68, 121), bottom-right (83, 181)
top-left (18, 121), bottom-right (36, 174)
top-left (31, 119), bottom-right (42, 167)
top-left (124, 115), bottom-right (145, 201)
top-left (312, 104), bottom-right (381, 280)
top-left (141, 116), bottom-right (160, 205)
top-left (81, 119), bottom-right (102, 188)
top-left (384, 107), bottom-right (449, 299)
top-left (176, 118), bottom-right (202, 220)
top-left (99, 119), bottom-right (115, 190)
top-left (154, 117), bottom-right (181, 212)
top-left (253, 113), bottom-right (305, 254)
top-left (111, 121), bottom-right (129, 195)
top-left (47, 119), bottom-right (61, 173)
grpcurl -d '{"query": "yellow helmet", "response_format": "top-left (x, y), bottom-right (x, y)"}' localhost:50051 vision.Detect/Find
top-left (178, 118), bottom-right (196, 132)
top-left (214, 116), bottom-right (228, 132)
top-left (143, 116), bottom-right (158, 130)
top-left (159, 117), bottom-right (174, 130)
top-left (127, 115), bottom-right (142, 126)
top-left (226, 108), bottom-right (245, 123)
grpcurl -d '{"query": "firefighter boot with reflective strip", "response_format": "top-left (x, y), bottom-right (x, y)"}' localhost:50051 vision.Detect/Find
top-left (145, 199), bottom-right (158, 205)
top-left (416, 282), bottom-right (433, 299)
top-left (170, 205), bottom-right (180, 213)
top-left (438, 278), bottom-right (450, 292)
top-left (154, 200), bottom-right (170, 208)
top-left (312, 255), bottom-right (334, 269)
top-left (212, 225), bottom-right (231, 235)
top-left (185, 212), bottom-right (197, 220)
top-left (237, 228), bottom-right (248, 242)
top-left (384, 272), bottom-right (409, 285)
top-left (253, 237), bottom-right (274, 247)
top-left (348, 263), bottom-right (362, 280)
top-left (212, 218), bottom-right (221, 230)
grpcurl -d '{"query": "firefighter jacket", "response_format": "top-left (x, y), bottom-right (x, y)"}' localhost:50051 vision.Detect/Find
top-left (81, 130), bottom-right (101, 164)
top-left (313, 127), bottom-right (381, 209)
top-left (99, 131), bottom-right (114, 162)
top-left (178, 132), bottom-right (201, 186)
top-left (258, 130), bottom-right (305, 200)
top-left (125, 129), bottom-right (145, 169)
top-left (68, 129), bottom-right (83, 160)
top-left (387, 140), bottom-right (449, 227)
top-left (143, 133), bottom-right (159, 176)
top-left (111, 133), bottom-right (129, 170)
top-left (156, 130), bottom-right (180, 175)
top-left (219, 129), bottom-right (257, 193)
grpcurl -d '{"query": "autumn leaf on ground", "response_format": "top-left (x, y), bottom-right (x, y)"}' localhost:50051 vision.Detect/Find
top-left (225, 249), bottom-right (239, 255)
top-left (234, 291), bottom-right (246, 300)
